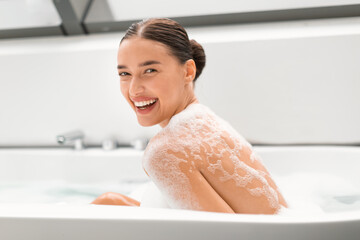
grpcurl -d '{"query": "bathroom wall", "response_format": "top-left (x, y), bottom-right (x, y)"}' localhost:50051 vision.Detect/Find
top-left (1, 17), bottom-right (360, 146)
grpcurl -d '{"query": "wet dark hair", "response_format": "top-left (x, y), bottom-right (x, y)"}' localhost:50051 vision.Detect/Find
top-left (120, 18), bottom-right (206, 84)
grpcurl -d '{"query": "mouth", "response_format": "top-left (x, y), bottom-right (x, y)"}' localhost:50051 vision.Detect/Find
top-left (132, 98), bottom-right (159, 113)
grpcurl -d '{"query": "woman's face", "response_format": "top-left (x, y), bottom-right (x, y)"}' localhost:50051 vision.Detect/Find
top-left (117, 37), bottom-right (196, 128)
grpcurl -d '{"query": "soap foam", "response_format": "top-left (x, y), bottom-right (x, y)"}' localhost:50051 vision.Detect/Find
top-left (135, 171), bottom-right (360, 215)
top-left (142, 103), bottom-right (284, 212)
top-left (274, 172), bottom-right (360, 215)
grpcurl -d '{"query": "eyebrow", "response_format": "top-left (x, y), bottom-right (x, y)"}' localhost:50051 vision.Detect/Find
top-left (117, 60), bottom-right (161, 69)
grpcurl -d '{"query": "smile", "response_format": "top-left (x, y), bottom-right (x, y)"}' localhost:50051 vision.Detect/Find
top-left (133, 99), bottom-right (158, 108)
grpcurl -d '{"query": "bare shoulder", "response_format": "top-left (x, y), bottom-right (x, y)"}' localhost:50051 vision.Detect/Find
top-left (141, 128), bottom-right (236, 212)
top-left (143, 129), bottom-right (201, 172)
top-left (141, 105), bottom-right (287, 213)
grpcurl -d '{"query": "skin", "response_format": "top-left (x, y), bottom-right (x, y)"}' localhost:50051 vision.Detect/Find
top-left (91, 36), bottom-right (197, 206)
top-left (91, 36), bottom-right (288, 213)
top-left (117, 36), bottom-right (198, 128)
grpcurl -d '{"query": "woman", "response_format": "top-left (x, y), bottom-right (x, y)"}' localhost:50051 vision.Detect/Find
top-left (91, 18), bottom-right (288, 214)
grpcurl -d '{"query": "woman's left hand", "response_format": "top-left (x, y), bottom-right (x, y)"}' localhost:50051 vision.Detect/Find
top-left (91, 192), bottom-right (140, 206)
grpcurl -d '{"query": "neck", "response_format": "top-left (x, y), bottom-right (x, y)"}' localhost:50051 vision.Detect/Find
top-left (159, 95), bottom-right (199, 129)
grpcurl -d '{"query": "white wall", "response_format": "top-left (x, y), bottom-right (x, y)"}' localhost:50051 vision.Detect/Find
top-left (1, 17), bottom-right (360, 146)
top-left (106, 0), bottom-right (360, 21)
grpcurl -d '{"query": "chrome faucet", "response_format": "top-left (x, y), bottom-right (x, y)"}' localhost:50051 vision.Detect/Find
top-left (56, 130), bottom-right (85, 150)
top-left (130, 138), bottom-right (149, 150)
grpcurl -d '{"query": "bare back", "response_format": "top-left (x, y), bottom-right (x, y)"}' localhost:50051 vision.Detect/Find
top-left (142, 103), bottom-right (287, 214)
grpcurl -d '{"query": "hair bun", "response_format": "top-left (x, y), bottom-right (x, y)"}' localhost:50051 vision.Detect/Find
top-left (190, 39), bottom-right (206, 82)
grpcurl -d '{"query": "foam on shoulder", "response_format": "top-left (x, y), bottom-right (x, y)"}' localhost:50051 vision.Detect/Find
top-left (143, 103), bottom-right (284, 213)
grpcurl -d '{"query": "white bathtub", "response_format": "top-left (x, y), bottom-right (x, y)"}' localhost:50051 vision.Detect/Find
top-left (0, 146), bottom-right (359, 240)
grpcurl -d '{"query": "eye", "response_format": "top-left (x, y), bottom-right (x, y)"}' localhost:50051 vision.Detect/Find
top-left (145, 68), bottom-right (157, 73)
top-left (119, 72), bottom-right (130, 76)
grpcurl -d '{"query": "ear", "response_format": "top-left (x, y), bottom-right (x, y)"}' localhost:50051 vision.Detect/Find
top-left (184, 59), bottom-right (196, 85)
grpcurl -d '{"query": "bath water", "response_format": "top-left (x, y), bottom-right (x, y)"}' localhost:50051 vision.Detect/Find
top-left (0, 172), bottom-right (359, 215)
top-left (0, 179), bottom-right (149, 205)
top-left (274, 172), bottom-right (360, 215)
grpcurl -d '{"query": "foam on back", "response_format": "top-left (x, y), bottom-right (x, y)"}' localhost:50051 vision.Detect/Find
top-left (142, 103), bottom-right (285, 213)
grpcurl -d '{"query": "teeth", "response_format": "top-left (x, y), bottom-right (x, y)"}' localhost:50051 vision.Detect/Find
top-left (134, 99), bottom-right (157, 107)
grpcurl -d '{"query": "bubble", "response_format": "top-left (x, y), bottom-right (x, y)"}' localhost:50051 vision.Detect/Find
top-left (142, 103), bottom-right (284, 212)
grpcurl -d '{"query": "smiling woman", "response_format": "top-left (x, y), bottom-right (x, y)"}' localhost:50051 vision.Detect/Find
top-left (116, 25), bottom-right (202, 127)
top-left (91, 17), bottom-right (288, 214)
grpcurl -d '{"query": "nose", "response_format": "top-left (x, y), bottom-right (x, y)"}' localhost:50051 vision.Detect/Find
top-left (129, 77), bottom-right (145, 96)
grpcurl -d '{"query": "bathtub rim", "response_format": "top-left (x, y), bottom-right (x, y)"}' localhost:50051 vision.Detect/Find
top-left (0, 145), bottom-right (359, 153)
top-left (0, 202), bottom-right (359, 224)
top-left (1, 145), bottom-right (359, 224)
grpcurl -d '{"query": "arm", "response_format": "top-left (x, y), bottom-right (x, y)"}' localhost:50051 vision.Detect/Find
top-left (91, 192), bottom-right (140, 206)
top-left (142, 143), bottom-right (235, 214)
